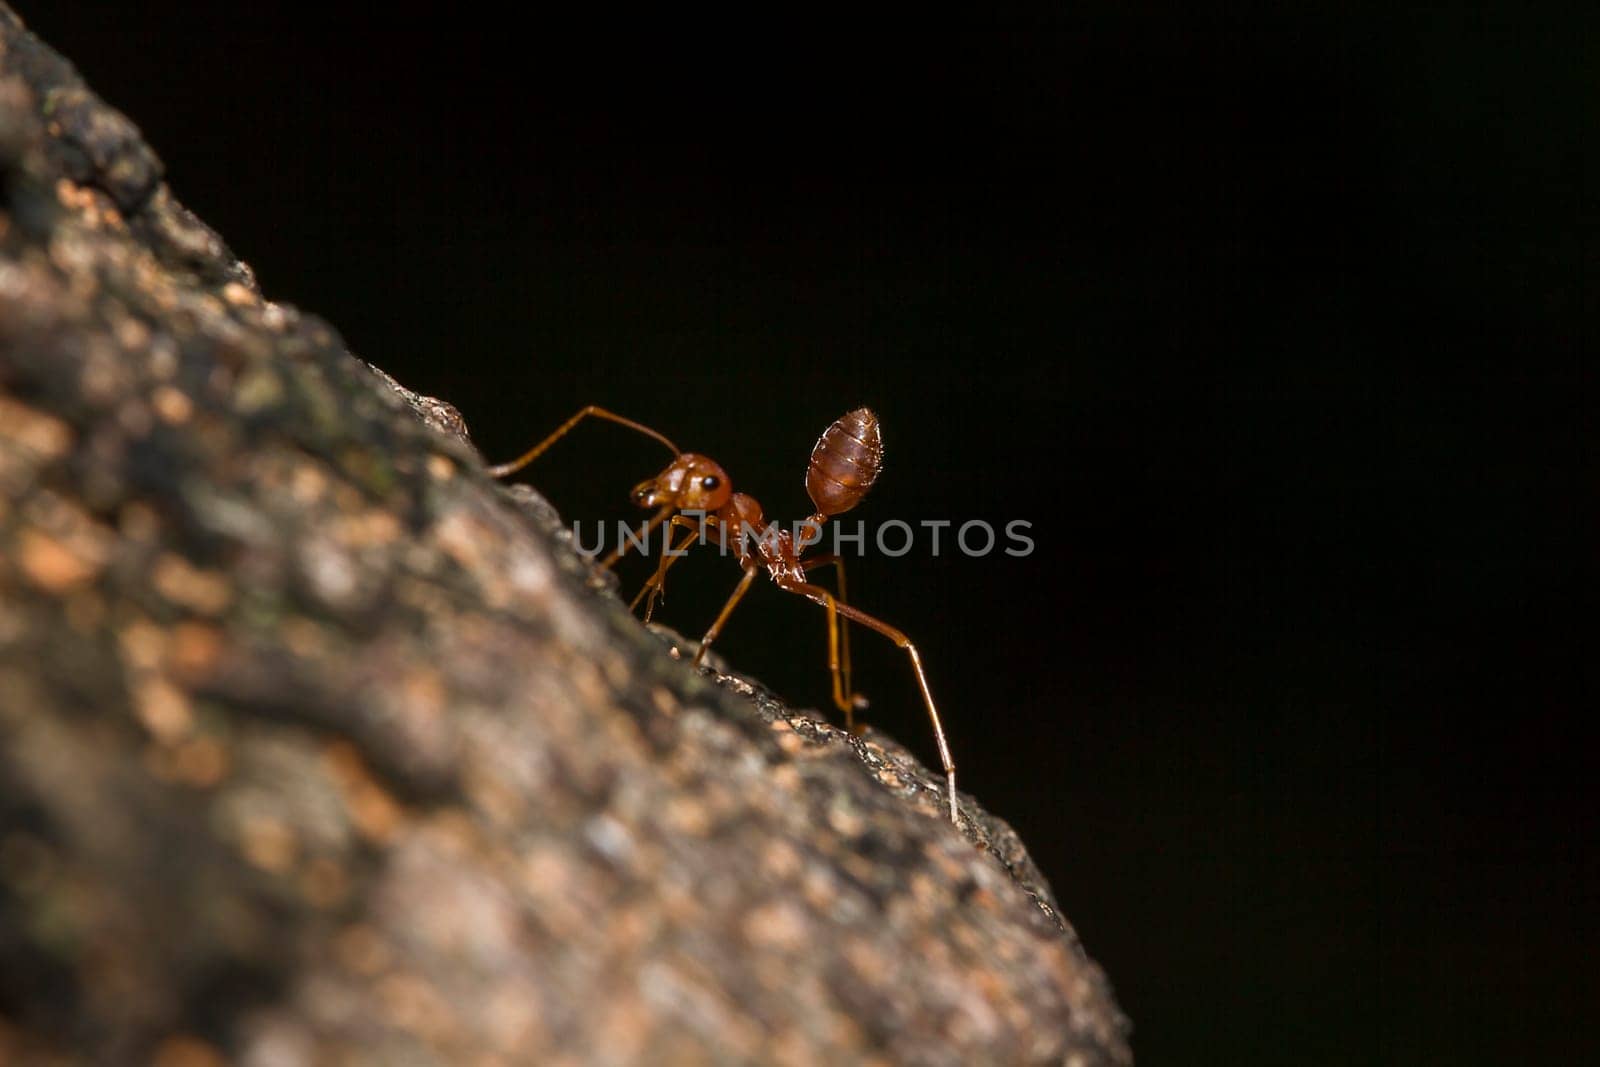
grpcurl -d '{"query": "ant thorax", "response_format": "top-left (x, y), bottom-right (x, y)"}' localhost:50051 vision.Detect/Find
top-left (709, 493), bottom-right (803, 579)
top-left (754, 527), bottom-right (807, 583)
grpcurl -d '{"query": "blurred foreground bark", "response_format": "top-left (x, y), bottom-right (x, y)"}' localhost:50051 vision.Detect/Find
top-left (0, 8), bottom-right (1130, 1064)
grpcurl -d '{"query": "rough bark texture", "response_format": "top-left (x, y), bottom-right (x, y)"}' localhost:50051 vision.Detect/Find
top-left (0, 9), bottom-right (1130, 1065)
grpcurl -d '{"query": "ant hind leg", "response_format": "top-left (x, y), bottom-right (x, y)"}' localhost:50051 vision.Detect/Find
top-left (799, 554), bottom-right (865, 732)
top-left (775, 576), bottom-right (959, 824)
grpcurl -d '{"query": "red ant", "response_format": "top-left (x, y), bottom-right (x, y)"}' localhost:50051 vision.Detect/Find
top-left (489, 406), bottom-right (959, 823)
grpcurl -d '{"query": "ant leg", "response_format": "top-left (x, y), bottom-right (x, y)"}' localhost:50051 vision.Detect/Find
top-left (776, 577), bottom-right (958, 824)
top-left (599, 504), bottom-right (674, 570)
top-left (800, 554), bottom-right (863, 731)
top-left (693, 564), bottom-right (759, 668)
top-left (631, 517), bottom-right (703, 621)
top-left (488, 405), bottom-right (680, 477)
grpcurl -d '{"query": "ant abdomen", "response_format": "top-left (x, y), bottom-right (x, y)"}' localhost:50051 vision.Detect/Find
top-left (806, 408), bottom-right (883, 516)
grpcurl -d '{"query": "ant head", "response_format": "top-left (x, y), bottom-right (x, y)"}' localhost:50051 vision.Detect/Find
top-left (630, 453), bottom-right (732, 513)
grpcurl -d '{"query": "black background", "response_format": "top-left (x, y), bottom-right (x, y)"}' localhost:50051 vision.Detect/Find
top-left (19, 6), bottom-right (1594, 1064)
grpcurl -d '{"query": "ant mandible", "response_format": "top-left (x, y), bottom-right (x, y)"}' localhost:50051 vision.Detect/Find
top-left (489, 406), bottom-right (959, 823)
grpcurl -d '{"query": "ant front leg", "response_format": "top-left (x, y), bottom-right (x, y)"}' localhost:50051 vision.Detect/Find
top-left (775, 576), bottom-right (959, 824)
top-left (799, 554), bottom-right (866, 732)
top-left (630, 515), bottom-right (704, 621)
top-left (600, 504), bottom-right (675, 570)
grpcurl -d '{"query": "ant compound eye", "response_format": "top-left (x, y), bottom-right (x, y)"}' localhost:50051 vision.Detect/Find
top-left (701, 475), bottom-right (721, 490)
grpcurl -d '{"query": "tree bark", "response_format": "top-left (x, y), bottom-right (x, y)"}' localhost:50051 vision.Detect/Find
top-left (0, 8), bottom-right (1130, 1064)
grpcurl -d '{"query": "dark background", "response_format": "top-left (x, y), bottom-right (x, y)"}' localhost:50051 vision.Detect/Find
top-left (20, 6), bottom-right (1594, 1064)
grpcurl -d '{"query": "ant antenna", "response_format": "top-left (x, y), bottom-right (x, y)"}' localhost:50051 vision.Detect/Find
top-left (489, 405), bottom-right (680, 478)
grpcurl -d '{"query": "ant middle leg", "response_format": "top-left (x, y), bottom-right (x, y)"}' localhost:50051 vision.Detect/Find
top-left (692, 564), bottom-right (759, 669)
